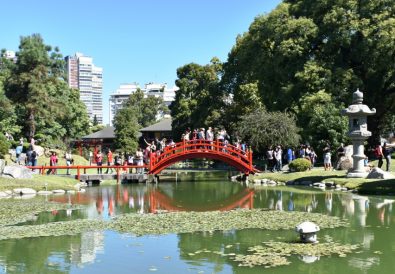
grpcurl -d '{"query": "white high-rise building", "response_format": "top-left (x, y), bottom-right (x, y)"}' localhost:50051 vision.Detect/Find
top-left (65, 53), bottom-right (103, 124)
top-left (109, 83), bottom-right (139, 125)
top-left (109, 83), bottom-right (178, 126)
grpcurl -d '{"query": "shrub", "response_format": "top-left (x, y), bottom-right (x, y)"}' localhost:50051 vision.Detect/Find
top-left (0, 134), bottom-right (10, 159)
top-left (289, 158), bottom-right (312, 172)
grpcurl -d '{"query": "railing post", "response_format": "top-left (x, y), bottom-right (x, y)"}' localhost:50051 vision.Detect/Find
top-left (149, 150), bottom-right (153, 172)
top-left (116, 167), bottom-right (120, 184)
top-left (249, 148), bottom-right (253, 171)
top-left (77, 166), bottom-right (80, 181)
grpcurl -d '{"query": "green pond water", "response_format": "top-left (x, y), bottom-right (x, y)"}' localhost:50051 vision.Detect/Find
top-left (1, 175), bottom-right (395, 274)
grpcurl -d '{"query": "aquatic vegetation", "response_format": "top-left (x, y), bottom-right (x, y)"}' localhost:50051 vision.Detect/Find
top-left (0, 199), bottom-right (82, 226)
top-left (0, 219), bottom-right (107, 240)
top-left (232, 241), bottom-right (359, 268)
top-left (110, 209), bottom-right (348, 236)
top-left (0, 200), bottom-right (348, 241)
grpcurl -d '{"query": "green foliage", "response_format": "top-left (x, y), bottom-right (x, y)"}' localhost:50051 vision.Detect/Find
top-left (221, 0), bottom-right (395, 143)
top-left (294, 91), bottom-right (348, 152)
top-left (124, 89), bottom-right (168, 128)
top-left (113, 107), bottom-right (140, 152)
top-left (289, 158), bottom-right (312, 172)
top-left (1, 34), bottom-right (90, 146)
top-left (236, 108), bottom-right (300, 152)
top-left (113, 89), bottom-right (169, 151)
top-left (170, 58), bottom-right (224, 139)
top-left (0, 134), bottom-right (10, 159)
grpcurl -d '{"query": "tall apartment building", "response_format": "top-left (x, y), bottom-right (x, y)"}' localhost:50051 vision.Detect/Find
top-left (65, 53), bottom-right (103, 124)
top-left (109, 83), bottom-right (178, 126)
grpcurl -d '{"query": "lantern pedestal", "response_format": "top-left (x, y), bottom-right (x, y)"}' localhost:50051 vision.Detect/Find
top-left (341, 89), bottom-right (375, 178)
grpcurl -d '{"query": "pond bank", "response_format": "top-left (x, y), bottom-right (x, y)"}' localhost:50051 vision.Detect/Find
top-left (250, 168), bottom-right (395, 195)
top-left (0, 175), bottom-right (78, 192)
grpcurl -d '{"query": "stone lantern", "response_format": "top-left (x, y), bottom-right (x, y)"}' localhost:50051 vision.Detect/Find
top-left (341, 89), bottom-right (376, 178)
top-left (295, 221), bottom-right (320, 243)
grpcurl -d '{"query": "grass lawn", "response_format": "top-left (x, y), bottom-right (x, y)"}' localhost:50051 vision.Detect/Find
top-left (251, 166), bottom-right (395, 195)
top-left (0, 174), bottom-right (77, 192)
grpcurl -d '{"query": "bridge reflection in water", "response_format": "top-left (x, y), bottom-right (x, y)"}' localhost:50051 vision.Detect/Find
top-left (50, 183), bottom-right (254, 216)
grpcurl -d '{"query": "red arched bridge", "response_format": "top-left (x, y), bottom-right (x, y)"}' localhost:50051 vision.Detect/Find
top-left (27, 140), bottom-right (256, 182)
top-left (148, 140), bottom-right (255, 175)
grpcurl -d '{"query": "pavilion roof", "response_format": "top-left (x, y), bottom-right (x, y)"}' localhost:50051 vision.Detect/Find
top-left (82, 126), bottom-right (115, 139)
top-left (140, 118), bottom-right (172, 132)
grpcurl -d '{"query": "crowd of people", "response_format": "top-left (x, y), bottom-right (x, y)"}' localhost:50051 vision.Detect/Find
top-left (265, 145), bottom-right (318, 172)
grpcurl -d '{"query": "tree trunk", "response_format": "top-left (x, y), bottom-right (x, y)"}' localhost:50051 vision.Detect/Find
top-left (28, 109), bottom-right (35, 139)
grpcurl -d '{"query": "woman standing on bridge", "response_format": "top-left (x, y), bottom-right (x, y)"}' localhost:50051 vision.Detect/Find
top-left (96, 150), bottom-right (103, 174)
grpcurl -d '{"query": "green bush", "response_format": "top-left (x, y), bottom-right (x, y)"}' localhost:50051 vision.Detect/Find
top-left (0, 134), bottom-right (10, 159)
top-left (289, 158), bottom-right (312, 172)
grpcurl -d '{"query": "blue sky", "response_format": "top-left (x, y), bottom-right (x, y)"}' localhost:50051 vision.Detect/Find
top-left (1, 0), bottom-right (281, 124)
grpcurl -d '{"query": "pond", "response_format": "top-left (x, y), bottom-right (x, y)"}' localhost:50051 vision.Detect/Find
top-left (0, 175), bottom-right (394, 274)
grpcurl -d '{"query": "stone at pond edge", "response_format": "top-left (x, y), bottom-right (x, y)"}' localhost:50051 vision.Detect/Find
top-left (13, 188), bottom-right (37, 195)
top-left (37, 191), bottom-right (53, 195)
top-left (52, 189), bottom-right (66, 194)
top-left (367, 167), bottom-right (395, 179)
top-left (0, 192), bottom-right (10, 198)
top-left (0, 159), bottom-right (5, 174)
top-left (3, 165), bottom-right (34, 179)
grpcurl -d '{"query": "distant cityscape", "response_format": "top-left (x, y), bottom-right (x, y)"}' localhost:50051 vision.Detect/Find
top-left (4, 50), bottom-right (177, 126)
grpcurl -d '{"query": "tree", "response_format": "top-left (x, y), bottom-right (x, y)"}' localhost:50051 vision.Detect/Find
top-left (124, 89), bottom-right (168, 128)
top-left (1, 34), bottom-right (90, 146)
top-left (294, 91), bottom-right (349, 152)
top-left (113, 107), bottom-right (140, 152)
top-left (222, 0), bottom-right (395, 144)
top-left (170, 58), bottom-right (224, 139)
top-left (0, 133), bottom-right (10, 159)
top-left (92, 115), bottom-right (99, 126)
top-left (236, 108), bottom-right (300, 152)
top-left (113, 89), bottom-right (169, 151)
top-left (0, 56), bottom-right (20, 137)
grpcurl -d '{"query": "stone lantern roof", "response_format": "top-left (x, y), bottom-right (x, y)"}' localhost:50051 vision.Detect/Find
top-left (342, 89), bottom-right (376, 117)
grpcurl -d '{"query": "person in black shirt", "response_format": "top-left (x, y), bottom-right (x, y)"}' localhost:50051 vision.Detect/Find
top-left (383, 142), bottom-right (395, 172)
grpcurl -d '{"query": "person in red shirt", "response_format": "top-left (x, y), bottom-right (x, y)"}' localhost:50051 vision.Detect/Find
top-left (105, 149), bottom-right (114, 174)
top-left (49, 152), bottom-right (58, 175)
top-left (96, 150), bottom-right (103, 174)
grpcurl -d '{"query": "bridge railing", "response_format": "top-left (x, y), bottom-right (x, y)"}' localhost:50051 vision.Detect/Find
top-left (150, 140), bottom-right (253, 172)
top-left (26, 164), bottom-right (147, 183)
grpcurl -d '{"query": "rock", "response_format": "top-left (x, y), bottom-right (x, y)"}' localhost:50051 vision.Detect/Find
top-left (324, 181), bottom-right (335, 188)
top-left (367, 167), bottom-right (395, 179)
top-left (261, 179), bottom-right (269, 184)
top-left (67, 190), bottom-right (76, 194)
top-left (33, 145), bottom-right (45, 156)
top-left (52, 189), bottom-right (66, 194)
top-left (267, 180), bottom-right (277, 186)
top-left (18, 194), bottom-right (36, 199)
top-left (0, 159), bottom-right (5, 174)
top-left (338, 157), bottom-right (353, 170)
top-left (281, 164), bottom-right (289, 172)
top-left (78, 188), bottom-right (86, 193)
top-left (0, 191), bottom-right (10, 198)
top-left (3, 165), bottom-right (34, 179)
top-left (37, 191), bottom-right (52, 195)
top-left (253, 179), bottom-right (261, 185)
top-left (314, 183), bottom-right (326, 189)
top-left (277, 182), bottom-right (286, 186)
top-left (13, 188), bottom-right (37, 195)
top-left (4, 190), bottom-right (12, 195)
